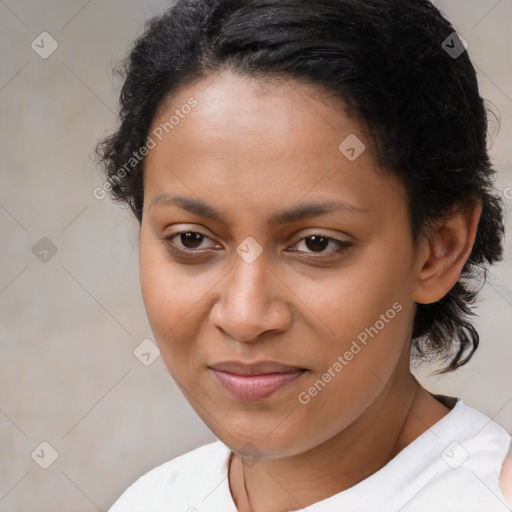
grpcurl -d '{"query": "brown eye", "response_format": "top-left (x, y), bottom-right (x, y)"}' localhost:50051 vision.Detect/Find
top-left (293, 234), bottom-right (351, 256)
top-left (303, 235), bottom-right (329, 252)
top-left (179, 231), bottom-right (206, 249)
top-left (161, 230), bottom-right (217, 256)
top-left (160, 230), bottom-right (351, 260)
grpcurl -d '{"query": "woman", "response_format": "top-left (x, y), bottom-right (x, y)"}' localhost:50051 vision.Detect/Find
top-left (97, 0), bottom-right (512, 510)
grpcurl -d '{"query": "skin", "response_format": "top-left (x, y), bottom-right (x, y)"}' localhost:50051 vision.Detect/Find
top-left (139, 70), bottom-right (482, 512)
top-left (501, 453), bottom-right (512, 507)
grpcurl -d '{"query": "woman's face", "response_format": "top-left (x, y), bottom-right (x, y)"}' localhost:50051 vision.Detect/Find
top-left (139, 70), bottom-right (423, 457)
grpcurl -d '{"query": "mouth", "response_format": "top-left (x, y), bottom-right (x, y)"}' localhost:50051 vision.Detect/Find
top-left (208, 360), bottom-right (308, 401)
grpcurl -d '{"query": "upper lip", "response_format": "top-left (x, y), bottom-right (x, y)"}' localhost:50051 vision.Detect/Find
top-left (209, 361), bottom-right (307, 375)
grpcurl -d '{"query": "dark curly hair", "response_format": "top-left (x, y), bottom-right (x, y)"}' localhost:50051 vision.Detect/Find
top-left (95, 0), bottom-right (505, 373)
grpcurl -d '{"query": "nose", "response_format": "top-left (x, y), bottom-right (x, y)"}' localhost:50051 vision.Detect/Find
top-left (209, 251), bottom-right (292, 342)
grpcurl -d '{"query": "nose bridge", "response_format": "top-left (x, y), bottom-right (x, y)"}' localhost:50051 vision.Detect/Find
top-left (227, 248), bottom-right (271, 314)
top-left (212, 245), bottom-right (289, 341)
top-left (225, 232), bottom-right (270, 300)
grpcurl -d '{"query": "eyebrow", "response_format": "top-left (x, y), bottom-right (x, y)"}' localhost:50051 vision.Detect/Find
top-left (148, 193), bottom-right (370, 226)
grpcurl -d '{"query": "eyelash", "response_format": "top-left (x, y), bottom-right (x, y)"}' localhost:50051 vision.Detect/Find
top-left (160, 230), bottom-right (352, 259)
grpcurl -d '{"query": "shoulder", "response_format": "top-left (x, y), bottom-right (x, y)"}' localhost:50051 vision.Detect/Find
top-left (448, 401), bottom-right (512, 510)
top-left (108, 440), bottom-right (230, 512)
top-left (407, 399), bottom-right (512, 510)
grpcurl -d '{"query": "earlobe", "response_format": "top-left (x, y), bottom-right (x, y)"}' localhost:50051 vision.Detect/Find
top-left (413, 200), bottom-right (482, 305)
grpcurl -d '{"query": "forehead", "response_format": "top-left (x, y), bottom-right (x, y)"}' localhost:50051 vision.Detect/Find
top-left (143, 70), bottom-right (407, 224)
top-left (149, 70), bottom-right (353, 152)
top-left (155, 70), bottom-right (342, 123)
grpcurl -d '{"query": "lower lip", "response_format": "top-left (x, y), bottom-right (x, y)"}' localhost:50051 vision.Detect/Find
top-left (210, 369), bottom-right (306, 401)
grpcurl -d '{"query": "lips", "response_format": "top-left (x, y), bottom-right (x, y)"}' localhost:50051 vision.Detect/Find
top-left (209, 360), bottom-right (306, 375)
top-left (208, 360), bottom-right (307, 401)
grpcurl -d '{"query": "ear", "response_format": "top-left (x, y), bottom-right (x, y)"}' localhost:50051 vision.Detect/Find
top-left (413, 199), bottom-right (482, 305)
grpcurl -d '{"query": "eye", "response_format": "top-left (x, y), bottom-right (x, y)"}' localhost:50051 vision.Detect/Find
top-left (161, 230), bottom-right (217, 254)
top-left (290, 234), bottom-right (352, 256)
top-left (160, 231), bottom-right (352, 259)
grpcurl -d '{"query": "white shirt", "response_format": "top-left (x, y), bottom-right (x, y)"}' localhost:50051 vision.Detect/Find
top-left (109, 398), bottom-right (512, 511)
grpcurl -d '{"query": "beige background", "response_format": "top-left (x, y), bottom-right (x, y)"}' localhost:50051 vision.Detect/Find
top-left (0, 0), bottom-right (511, 510)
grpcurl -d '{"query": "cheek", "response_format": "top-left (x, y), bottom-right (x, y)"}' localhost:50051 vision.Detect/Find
top-left (139, 237), bottom-right (172, 334)
top-left (138, 233), bottom-right (198, 348)
top-left (301, 248), bottom-right (411, 346)
top-left (138, 232), bottom-right (220, 372)
top-left (289, 300), bottom-right (411, 454)
top-left (294, 244), bottom-right (414, 399)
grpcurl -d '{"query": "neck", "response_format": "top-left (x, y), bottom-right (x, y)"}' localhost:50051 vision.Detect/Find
top-left (228, 373), bottom-right (450, 512)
